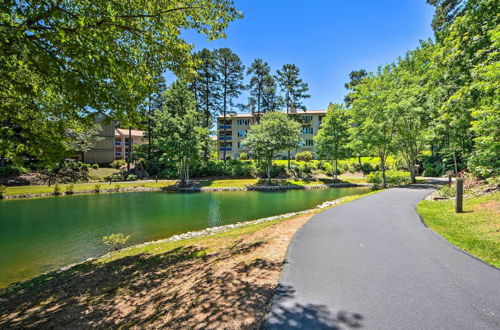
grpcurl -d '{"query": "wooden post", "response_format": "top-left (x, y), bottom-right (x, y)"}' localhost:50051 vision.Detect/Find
top-left (448, 173), bottom-right (452, 185)
top-left (456, 178), bottom-right (463, 213)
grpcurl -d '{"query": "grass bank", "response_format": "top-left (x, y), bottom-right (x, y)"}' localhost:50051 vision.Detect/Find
top-left (3, 181), bottom-right (176, 197)
top-left (3, 177), bottom-right (368, 199)
top-left (417, 191), bottom-right (499, 268)
top-left (0, 190), bottom-right (378, 328)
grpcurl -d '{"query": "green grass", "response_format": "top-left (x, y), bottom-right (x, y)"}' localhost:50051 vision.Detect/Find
top-left (198, 178), bottom-right (367, 188)
top-left (5, 181), bottom-right (176, 197)
top-left (88, 168), bottom-right (120, 181)
top-left (417, 192), bottom-right (500, 268)
top-left (199, 179), bottom-right (258, 188)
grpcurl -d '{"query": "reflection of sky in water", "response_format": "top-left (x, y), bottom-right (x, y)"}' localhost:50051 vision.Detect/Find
top-left (208, 194), bottom-right (221, 227)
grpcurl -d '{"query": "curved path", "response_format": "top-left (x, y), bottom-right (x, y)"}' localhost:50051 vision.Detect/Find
top-left (266, 186), bottom-right (500, 329)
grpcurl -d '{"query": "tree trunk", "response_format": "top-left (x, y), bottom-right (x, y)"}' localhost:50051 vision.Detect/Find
top-left (408, 157), bottom-right (416, 184)
top-left (222, 76), bottom-right (228, 164)
top-left (267, 158), bottom-right (272, 183)
top-left (381, 157), bottom-right (387, 188)
top-left (127, 126), bottom-right (132, 174)
top-left (358, 155), bottom-right (362, 167)
top-left (453, 152), bottom-right (458, 176)
top-left (0, 154), bottom-right (5, 168)
top-left (334, 158), bottom-right (338, 180)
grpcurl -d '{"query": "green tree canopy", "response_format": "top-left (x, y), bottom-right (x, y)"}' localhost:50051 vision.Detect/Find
top-left (244, 112), bottom-right (301, 181)
top-left (1, 0), bottom-right (240, 165)
top-left (275, 64), bottom-right (310, 113)
top-left (314, 103), bottom-right (350, 180)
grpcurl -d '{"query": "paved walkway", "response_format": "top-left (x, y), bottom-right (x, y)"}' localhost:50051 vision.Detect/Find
top-left (266, 187), bottom-right (500, 329)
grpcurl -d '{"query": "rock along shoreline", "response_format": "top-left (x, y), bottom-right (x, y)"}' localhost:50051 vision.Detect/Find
top-left (4, 182), bottom-right (371, 199)
top-left (0, 194), bottom-right (356, 293)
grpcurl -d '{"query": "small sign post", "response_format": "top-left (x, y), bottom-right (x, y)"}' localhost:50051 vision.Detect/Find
top-left (456, 178), bottom-right (463, 213)
top-left (448, 173), bottom-right (452, 185)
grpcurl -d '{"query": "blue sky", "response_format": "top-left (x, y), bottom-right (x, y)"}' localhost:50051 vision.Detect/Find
top-left (177, 0), bottom-right (435, 110)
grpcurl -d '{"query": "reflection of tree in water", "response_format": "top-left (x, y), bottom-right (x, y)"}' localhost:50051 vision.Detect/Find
top-left (207, 194), bottom-right (222, 227)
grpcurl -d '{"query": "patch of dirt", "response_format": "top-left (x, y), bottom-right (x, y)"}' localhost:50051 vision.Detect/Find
top-left (474, 201), bottom-right (500, 214)
top-left (0, 213), bottom-right (312, 329)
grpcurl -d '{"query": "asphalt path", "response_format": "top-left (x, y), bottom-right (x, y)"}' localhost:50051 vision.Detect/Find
top-left (266, 186), bottom-right (500, 329)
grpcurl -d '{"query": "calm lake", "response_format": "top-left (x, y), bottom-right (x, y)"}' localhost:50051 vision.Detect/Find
top-left (0, 187), bottom-right (368, 288)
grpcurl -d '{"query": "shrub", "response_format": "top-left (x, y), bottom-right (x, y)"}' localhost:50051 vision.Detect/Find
top-left (255, 162), bottom-right (287, 179)
top-left (114, 184), bottom-right (121, 191)
top-left (295, 151), bottom-right (313, 162)
top-left (110, 159), bottom-right (126, 169)
top-left (105, 173), bottom-right (123, 182)
top-left (0, 165), bottom-right (28, 178)
top-left (126, 174), bottom-right (138, 181)
top-left (53, 184), bottom-right (61, 195)
top-left (438, 185), bottom-right (456, 198)
top-left (91, 163), bottom-right (99, 169)
top-left (0, 185), bottom-right (6, 199)
top-left (367, 170), bottom-right (411, 187)
top-left (94, 184), bottom-right (101, 193)
top-left (102, 233), bottom-right (131, 251)
top-left (289, 164), bottom-right (302, 178)
top-left (239, 152), bottom-right (249, 160)
top-left (66, 183), bottom-right (74, 194)
top-left (42, 161), bottom-right (89, 184)
top-left (300, 162), bottom-right (314, 175)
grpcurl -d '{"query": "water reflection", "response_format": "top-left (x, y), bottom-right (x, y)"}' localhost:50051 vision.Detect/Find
top-left (207, 194), bottom-right (222, 227)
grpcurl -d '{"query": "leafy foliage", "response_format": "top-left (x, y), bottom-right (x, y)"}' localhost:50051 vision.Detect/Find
top-left (1, 0), bottom-right (241, 165)
top-left (244, 112), bottom-right (301, 181)
top-left (102, 233), bottom-right (131, 251)
top-left (314, 104), bottom-right (350, 179)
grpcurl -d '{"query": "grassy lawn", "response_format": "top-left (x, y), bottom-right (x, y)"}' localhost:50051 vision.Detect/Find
top-left (198, 179), bottom-right (258, 188)
top-left (88, 167), bottom-right (120, 181)
top-left (4, 176), bottom-right (367, 198)
top-left (198, 177), bottom-right (367, 188)
top-left (5, 181), bottom-right (176, 196)
top-left (417, 191), bottom-right (500, 268)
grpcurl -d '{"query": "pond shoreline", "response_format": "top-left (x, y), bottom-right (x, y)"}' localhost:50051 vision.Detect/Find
top-left (0, 192), bottom-right (366, 293)
top-left (3, 182), bottom-right (371, 200)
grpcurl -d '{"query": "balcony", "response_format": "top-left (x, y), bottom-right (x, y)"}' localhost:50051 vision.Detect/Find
top-left (219, 136), bottom-right (232, 141)
top-left (219, 147), bottom-right (232, 151)
top-left (115, 152), bottom-right (121, 156)
top-left (219, 125), bottom-right (232, 129)
top-left (115, 142), bottom-right (121, 146)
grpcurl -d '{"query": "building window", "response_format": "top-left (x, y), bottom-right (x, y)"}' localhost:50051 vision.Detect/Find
top-left (219, 142), bottom-right (232, 148)
top-left (237, 130), bottom-right (247, 137)
top-left (302, 115), bottom-right (313, 122)
top-left (237, 118), bottom-right (250, 126)
top-left (318, 116), bottom-right (325, 125)
top-left (305, 139), bottom-right (314, 147)
top-left (302, 127), bottom-right (313, 134)
top-left (237, 141), bottom-right (245, 148)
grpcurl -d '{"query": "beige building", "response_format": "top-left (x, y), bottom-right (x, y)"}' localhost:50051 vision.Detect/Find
top-left (113, 128), bottom-right (146, 161)
top-left (217, 110), bottom-right (326, 160)
top-left (78, 123), bottom-right (147, 164)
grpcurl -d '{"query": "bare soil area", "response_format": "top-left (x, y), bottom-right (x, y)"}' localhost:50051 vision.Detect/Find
top-left (0, 212), bottom-right (313, 329)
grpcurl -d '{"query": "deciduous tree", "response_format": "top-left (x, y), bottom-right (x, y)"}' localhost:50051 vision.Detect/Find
top-left (244, 112), bottom-right (301, 182)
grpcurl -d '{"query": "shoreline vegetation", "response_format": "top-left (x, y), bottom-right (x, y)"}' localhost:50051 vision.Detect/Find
top-left (1, 177), bottom-right (371, 200)
top-left (0, 191), bottom-right (379, 328)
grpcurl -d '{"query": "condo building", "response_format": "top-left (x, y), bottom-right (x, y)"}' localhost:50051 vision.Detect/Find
top-left (217, 110), bottom-right (327, 160)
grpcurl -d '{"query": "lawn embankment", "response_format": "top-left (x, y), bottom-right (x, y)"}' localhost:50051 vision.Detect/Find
top-left (0, 190), bottom-right (378, 328)
top-left (417, 191), bottom-right (500, 268)
top-left (3, 177), bottom-right (368, 199)
top-left (4, 181), bottom-right (176, 197)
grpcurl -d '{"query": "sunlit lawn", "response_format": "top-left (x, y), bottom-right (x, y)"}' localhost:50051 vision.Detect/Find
top-left (417, 191), bottom-right (500, 268)
top-left (5, 181), bottom-right (176, 196)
